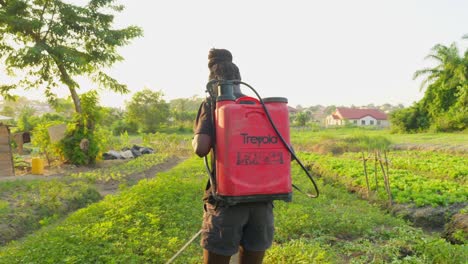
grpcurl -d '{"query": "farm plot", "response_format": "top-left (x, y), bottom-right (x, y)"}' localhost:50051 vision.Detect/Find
top-left (302, 151), bottom-right (467, 207)
top-left (1, 156), bottom-right (466, 263)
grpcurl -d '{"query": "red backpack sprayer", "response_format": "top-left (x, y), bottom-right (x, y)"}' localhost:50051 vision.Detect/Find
top-left (204, 79), bottom-right (319, 204)
top-left (165, 80), bottom-right (319, 263)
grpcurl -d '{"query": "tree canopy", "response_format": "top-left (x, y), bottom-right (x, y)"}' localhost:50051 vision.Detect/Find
top-left (126, 89), bottom-right (170, 133)
top-left (391, 37), bottom-right (467, 132)
top-left (0, 0), bottom-right (142, 113)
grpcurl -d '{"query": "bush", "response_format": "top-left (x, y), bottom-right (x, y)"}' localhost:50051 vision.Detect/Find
top-left (390, 105), bottom-right (430, 133)
top-left (430, 108), bottom-right (468, 132)
top-left (31, 121), bottom-right (64, 163)
top-left (61, 123), bottom-right (99, 165)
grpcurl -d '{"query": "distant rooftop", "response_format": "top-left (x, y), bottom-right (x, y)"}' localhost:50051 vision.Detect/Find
top-left (336, 107), bottom-right (387, 120)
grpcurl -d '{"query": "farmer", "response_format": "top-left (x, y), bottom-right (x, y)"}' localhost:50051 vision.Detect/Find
top-left (192, 48), bottom-right (274, 264)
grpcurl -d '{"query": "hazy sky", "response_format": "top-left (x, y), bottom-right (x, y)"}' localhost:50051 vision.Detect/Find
top-left (5, 0), bottom-right (468, 108)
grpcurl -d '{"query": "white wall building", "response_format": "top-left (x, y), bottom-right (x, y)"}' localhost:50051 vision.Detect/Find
top-left (325, 107), bottom-right (389, 127)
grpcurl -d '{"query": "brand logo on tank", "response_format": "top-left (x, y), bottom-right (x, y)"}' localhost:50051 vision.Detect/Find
top-left (241, 133), bottom-right (278, 146)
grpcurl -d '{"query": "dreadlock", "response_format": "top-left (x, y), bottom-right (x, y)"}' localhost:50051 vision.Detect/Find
top-left (208, 48), bottom-right (241, 81)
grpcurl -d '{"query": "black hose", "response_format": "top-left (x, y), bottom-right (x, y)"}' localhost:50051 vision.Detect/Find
top-left (204, 80), bottom-right (319, 199)
top-left (235, 81), bottom-right (319, 198)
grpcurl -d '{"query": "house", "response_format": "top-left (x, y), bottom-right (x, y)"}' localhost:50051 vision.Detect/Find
top-left (287, 106), bottom-right (298, 114)
top-left (325, 107), bottom-right (389, 127)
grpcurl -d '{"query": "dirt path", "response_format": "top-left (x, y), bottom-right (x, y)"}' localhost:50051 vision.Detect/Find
top-left (0, 156), bottom-right (185, 197)
top-left (95, 156), bottom-right (183, 196)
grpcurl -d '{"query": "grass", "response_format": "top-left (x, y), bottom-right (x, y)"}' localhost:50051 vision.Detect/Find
top-left (300, 152), bottom-right (467, 207)
top-left (0, 179), bottom-right (101, 246)
top-left (1, 132), bottom-right (191, 247)
top-left (290, 127), bottom-right (468, 152)
top-left (1, 156), bottom-right (466, 263)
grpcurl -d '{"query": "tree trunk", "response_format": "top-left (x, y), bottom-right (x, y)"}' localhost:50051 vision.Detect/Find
top-left (56, 63), bottom-right (82, 114)
top-left (68, 85), bottom-right (82, 114)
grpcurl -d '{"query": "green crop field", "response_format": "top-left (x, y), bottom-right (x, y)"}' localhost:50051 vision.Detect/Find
top-left (1, 156), bottom-right (466, 263)
top-left (0, 129), bottom-right (466, 263)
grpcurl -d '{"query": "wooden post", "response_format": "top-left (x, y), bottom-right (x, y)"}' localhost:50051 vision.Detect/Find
top-left (383, 150), bottom-right (392, 206)
top-left (362, 152), bottom-right (370, 197)
top-left (374, 150), bottom-right (379, 191)
top-left (378, 151), bottom-right (392, 206)
top-left (13, 133), bottom-right (24, 155)
top-left (0, 124), bottom-right (15, 176)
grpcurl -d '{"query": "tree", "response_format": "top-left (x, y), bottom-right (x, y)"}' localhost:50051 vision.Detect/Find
top-left (392, 37), bottom-right (467, 132)
top-left (169, 96), bottom-right (203, 127)
top-left (169, 96), bottom-right (204, 112)
top-left (295, 111), bottom-right (311, 127)
top-left (16, 105), bottom-right (39, 132)
top-left (0, 105), bottom-right (15, 117)
top-left (61, 90), bottom-right (101, 165)
top-left (126, 89), bottom-right (170, 133)
top-left (413, 41), bottom-right (467, 130)
top-left (0, 0), bottom-right (142, 114)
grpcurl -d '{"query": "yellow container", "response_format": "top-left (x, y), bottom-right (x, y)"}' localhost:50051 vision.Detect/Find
top-left (31, 158), bottom-right (44, 175)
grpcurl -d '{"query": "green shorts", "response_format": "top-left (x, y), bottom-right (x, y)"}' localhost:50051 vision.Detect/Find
top-left (201, 202), bottom-right (274, 256)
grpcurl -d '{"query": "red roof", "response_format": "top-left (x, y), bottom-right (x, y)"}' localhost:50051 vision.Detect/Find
top-left (335, 107), bottom-right (387, 120)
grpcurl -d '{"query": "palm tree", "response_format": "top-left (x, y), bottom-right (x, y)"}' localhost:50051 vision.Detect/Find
top-left (413, 42), bottom-right (466, 117)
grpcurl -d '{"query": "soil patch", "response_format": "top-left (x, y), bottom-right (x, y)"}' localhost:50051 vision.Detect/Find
top-left (95, 156), bottom-right (182, 196)
top-left (391, 143), bottom-right (467, 154)
top-left (391, 203), bottom-right (467, 234)
top-left (1, 156), bottom-right (185, 198)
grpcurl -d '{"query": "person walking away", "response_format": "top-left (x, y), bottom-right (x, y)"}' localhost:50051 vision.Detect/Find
top-left (192, 48), bottom-right (274, 264)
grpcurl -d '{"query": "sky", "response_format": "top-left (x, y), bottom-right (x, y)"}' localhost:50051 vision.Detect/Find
top-left (4, 0), bottom-right (468, 109)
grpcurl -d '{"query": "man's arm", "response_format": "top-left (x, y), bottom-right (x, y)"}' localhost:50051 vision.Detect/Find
top-left (192, 134), bottom-right (212, 157)
top-left (192, 100), bottom-right (213, 157)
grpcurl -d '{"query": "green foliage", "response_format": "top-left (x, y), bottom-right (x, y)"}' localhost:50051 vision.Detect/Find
top-left (141, 132), bottom-right (192, 156)
top-left (60, 91), bottom-right (104, 165)
top-left (265, 239), bottom-right (333, 263)
top-left (0, 0), bottom-right (142, 112)
top-left (387, 151), bottom-right (467, 181)
top-left (310, 134), bottom-right (392, 154)
top-left (0, 105), bottom-right (15, 118)
top-left (0, 158), bottom-right (205, 263)
top-left (99, 106), bottom-right (124, 129)
top-left (1, 157), bottom-right (465, 263)
top-left (110, 118), bottom-right (139, 135)
top-left (31, 121), bottom-right (64, 162)
top-left (393, 40), bottom-right (468, 132)
top-left (16, 106), bottom-right (39, 132)
top-left (294, 111), bottom-right (311, 127)
top-left (301, 152), bottom-right (468, 207)
top-left (126, 89), bottom-right (170, 133)
top-left (72, 153), bottom-right (169, 183)
top-left (61, 122), bottom-right (99, 165)
top-left (80, 90), bottom-right (102, 130)
top-left (169, 97), bottom-right (204, 112)
top-left (0, 179), bottom-right (101, 246)
top-left (390, 104), bottom-right (430, 133)
top-left (13, 154), bottom-right (29, 169)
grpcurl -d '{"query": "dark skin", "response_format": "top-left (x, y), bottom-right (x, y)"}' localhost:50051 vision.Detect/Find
top-left (192, 133), bottom-right (211, 157)
top-left (192, 84), bottom-right (241, 158)
top-left (202, 247), bottom-right (265, 264)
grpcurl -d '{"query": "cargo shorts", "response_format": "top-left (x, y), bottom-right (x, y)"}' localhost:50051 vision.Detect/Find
top-left (200, 202), bottom-right (274, 256)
